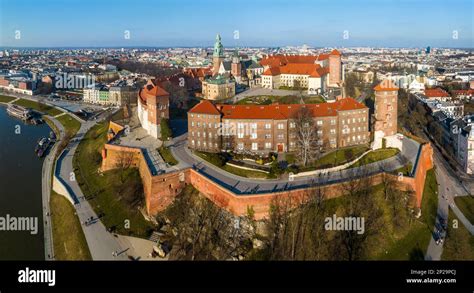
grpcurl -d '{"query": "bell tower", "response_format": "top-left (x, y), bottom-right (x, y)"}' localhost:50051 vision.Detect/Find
top-left (212, 34), bottom-right (224, 75)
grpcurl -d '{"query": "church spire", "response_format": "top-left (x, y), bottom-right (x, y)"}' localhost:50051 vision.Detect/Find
top-left (213, 34), bottom-right (224, 58)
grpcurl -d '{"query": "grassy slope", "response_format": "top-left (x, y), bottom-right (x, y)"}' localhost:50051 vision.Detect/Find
top-left (73, 121), bottom-right (154, 237)
top-left (298, 146), bottom-right (369, 172)
top-left (441, 207), bottom-right (474, 260)
top-left (454, 196), bottom-right (474, 224)
top-left (352, 148), bottom-right (400, 168)
top-left (56, 114), bottom-right (81, 136)
top-left (379, 169), bottom-right (438, 260)
top-left (51, 191), bottom-right (92, 260)
top-left (158, 146), bottom-right (178, 166)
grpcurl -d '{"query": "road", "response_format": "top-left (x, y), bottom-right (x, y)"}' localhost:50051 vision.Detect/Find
top-left (169, 133), bottom-right (407, 195)
top-left (424, 132), bottom-right (473, 260)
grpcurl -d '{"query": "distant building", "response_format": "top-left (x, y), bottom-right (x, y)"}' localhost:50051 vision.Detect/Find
top-left (424, 88), bottom-right (451, 102)
top-left (260, 49), bottom-right (342, 95)
top-left (137, 79), bottom-right (170, 139)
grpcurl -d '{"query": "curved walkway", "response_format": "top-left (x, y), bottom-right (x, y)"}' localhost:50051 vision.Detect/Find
top-left (55, 120), bottom-right (129, 260)
top-left (41, 116), bottom-right (65, 260)
top-left (169, 133), bottom-right (407, 195)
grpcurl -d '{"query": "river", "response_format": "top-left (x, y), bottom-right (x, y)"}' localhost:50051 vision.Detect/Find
top-left (0, 106), bottom-right (49, 260)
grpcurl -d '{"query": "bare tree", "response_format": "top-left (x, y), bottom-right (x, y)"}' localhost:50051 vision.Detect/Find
top-left (292, 107), bottom-right (320, 167)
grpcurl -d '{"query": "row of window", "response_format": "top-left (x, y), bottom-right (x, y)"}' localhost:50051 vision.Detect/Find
top-left (342, 117), bottom-right (366, 124)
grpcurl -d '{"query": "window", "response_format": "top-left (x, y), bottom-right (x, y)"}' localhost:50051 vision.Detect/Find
top-left (238, 123), bottom-right (244, 129)
top-left (317, 120), bottom-right (323, 126)
top-left (290, 122), bottom-right (296, 128)
top-left (331, 119), bottom-right (336, 125)
top-left (191, 140), bottom-right (195, 145)
top-left (191, 131), bottom-right (194, 137)
top-left (317, 130), bottom-right (323, 136)
top-left (330, 129), bottom-right (336, 134)
top-left (203, 132), bottom-right (206, 138)
top-left (197, 132), bottom-right (200, 137)
top-left (252, 143), bottom-right (258, 151)
top-left (251, 123), bottom-right (257, 129)
top-left (265, 142), bottom-right (272, 149)
top-left (265, 123), bottom-right (271, 129)
top-left (265, 134), bottom-right (271, 139)
top-left (197, 122), bottom-right (201, 127)
top-left (238, 132), bottom-right (244, 138)
top-left (251, 132), bottom-right (257, 139)
top-left (278, 134), bottom-right (284, 139)
top-left (209, 133), bottom-right (212, 138)
top-left (191, 122), bottom-right (195, 127)
top-left (238, 143), bottom-right (244, 150)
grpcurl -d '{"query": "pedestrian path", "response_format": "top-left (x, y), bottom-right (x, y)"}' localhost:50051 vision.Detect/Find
top-left (53, 112), bottom-right (66, 118)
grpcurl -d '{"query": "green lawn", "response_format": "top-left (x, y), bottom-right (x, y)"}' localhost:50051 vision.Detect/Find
top-left (379, 169), bottom-right (438, 260)
top-left (195, 150), bottom-right (270, 179)
top-left (352, 148), bottom-right (400, 168)
top-left (50, 191), bottom-right (92, 260)
top-left (441, 207), bottom-right (474, 260)
top-left (0, 95), bottom-right (16, 103)
top-left (158, 146), bottom-right (178, 166)
top-left (296, 146), bottom-right (369, 172)
top-left (393, 162), bottom-right (413, 176)
top-left (454, 196), bottom-right (474, 224)
top-left (73, 121), bottom-right (154, 238)
top-left (223, 164), bottom-right (268, 179)
top-left (56, 114), bottom-right (81, 137)
top-left (160, 118), bottom-right (172, 140)
top-left (302, 95), bottom-right (326, 104)
top-left (13, 98), bottom-right (62, 116)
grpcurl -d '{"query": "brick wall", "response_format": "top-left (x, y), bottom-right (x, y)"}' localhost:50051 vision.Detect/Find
top-left (101, 123), bottom-right (434, 220)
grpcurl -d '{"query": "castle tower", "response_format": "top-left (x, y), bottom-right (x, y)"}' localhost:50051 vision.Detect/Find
top-left (231, 48), bottom-right (241, 77)
top-left (212, 34), bottom-right (224, 76)
top-left (328, 49), bottom-right (342, 87)
top-left (374, 79), bottom-right (398, 138)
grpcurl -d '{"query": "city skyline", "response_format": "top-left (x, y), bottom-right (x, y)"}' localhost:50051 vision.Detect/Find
top-left (0, 0), bottom-right (472, 48)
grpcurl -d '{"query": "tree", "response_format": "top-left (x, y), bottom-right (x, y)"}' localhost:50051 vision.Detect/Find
top-left (163, 186), bottom-right (254, 260)
top-left (331, 170), bottom-right (383, 260)
top-left (292, 107), bottom-right (320, 167)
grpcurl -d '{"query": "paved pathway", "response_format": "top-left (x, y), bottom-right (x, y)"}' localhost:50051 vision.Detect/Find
top-left (41, 116), bottom-right (64, 260)
top-left (56, 121), bottom-right (129, 260)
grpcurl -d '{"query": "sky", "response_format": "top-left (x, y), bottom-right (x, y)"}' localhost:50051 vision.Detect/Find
top-left (0, 0), bottom-right (472, 48)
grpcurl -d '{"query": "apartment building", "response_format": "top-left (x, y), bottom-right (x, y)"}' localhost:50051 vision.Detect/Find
top-left (188, 98), bottom-right (369, 154)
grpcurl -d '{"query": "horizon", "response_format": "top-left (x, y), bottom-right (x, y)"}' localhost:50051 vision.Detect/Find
top-left (0, 0), bottom-right (472, 48)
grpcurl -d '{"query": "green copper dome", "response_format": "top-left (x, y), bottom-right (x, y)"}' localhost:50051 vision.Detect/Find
top-left (213, 34), bottom-right (224, 58)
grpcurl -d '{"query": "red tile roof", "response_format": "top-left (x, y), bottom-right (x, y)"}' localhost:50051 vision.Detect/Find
top-left (424, 88), bottom-right (450, 98)
top-left (188, 98), bottom-right (366, 120)
top-left (260, 54), bottom-right (330, 67)
top-left (330, 49), bottom-right (341, 56)
top-left (188, 100), bottom-right (221, 115)
top-left (139, 79), bottom-right (169, 105)
top-left (262, 63), bottom-right (328, 77)
top-left (374, 79), bottom-right (399, 91)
